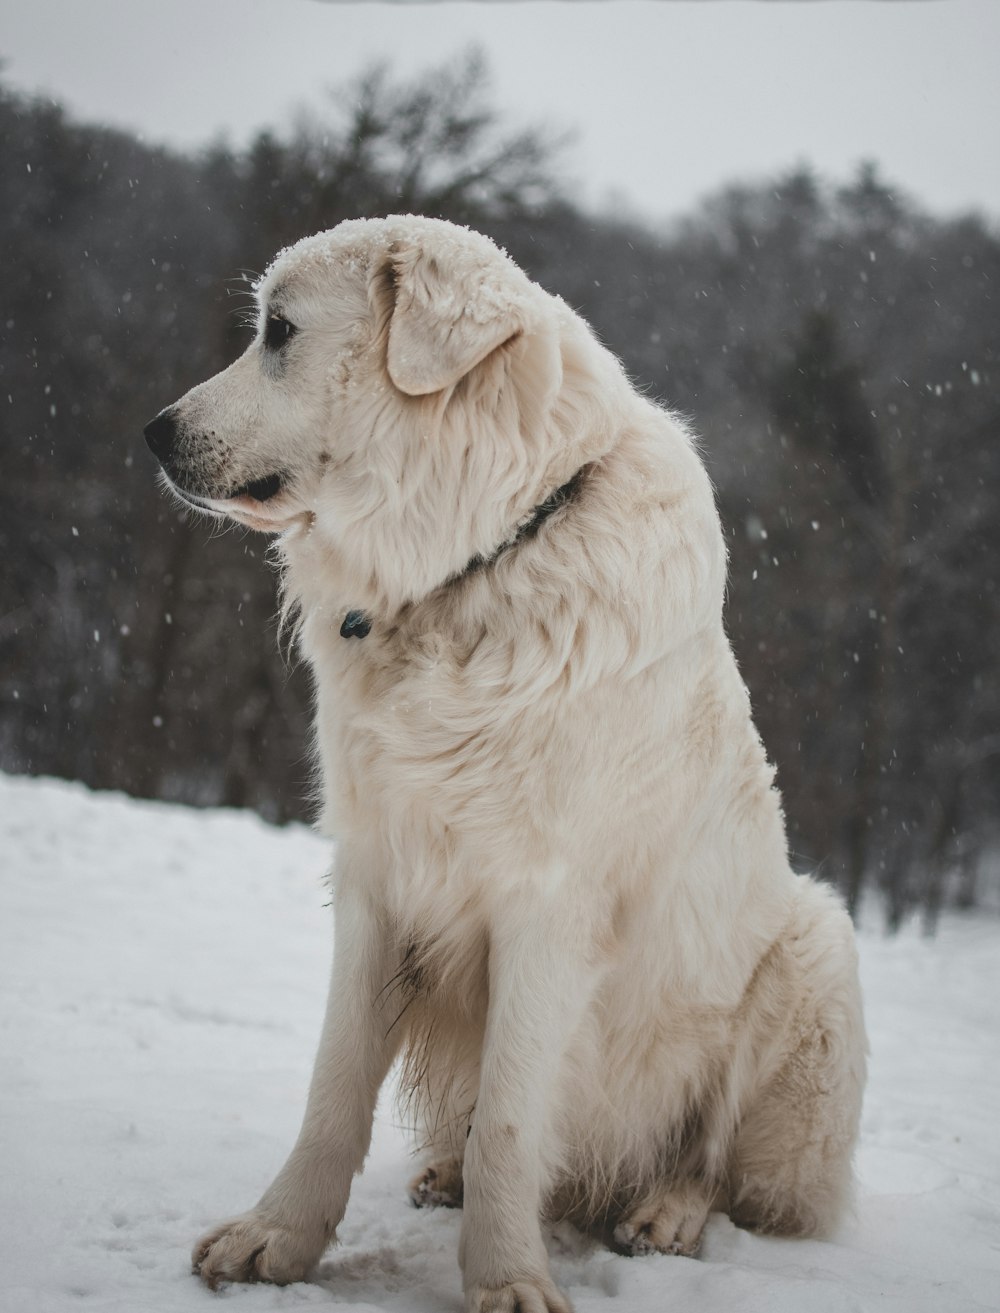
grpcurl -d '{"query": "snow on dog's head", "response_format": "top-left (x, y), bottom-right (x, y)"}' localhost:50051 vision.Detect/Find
top-left (144, 215), bottom-right (626, 612)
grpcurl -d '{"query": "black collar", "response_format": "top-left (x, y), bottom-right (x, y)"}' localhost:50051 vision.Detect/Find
top-left (340, 464), bottom-right (589, 640)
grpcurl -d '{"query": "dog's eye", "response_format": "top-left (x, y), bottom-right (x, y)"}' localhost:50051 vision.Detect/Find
top-left (264, 314), bottom-right (297, 351)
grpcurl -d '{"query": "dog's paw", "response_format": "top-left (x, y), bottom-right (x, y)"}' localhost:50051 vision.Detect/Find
top-left (408, 1158), bottom-right (464, 1209)
top-left (613, 1181), bottom-right (712, 1258)
top-left (465, 1277), bottom-right (573, 1313)
top-left (192, 1211), bottom-right (327, 1288)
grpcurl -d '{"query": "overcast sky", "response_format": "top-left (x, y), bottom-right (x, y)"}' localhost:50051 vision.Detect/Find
top-left (1, 0), bottom-right (997, 224)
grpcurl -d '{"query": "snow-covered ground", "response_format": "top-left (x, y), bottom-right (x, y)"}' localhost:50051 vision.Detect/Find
top-left (2, 772), bottom-right (998, 1313)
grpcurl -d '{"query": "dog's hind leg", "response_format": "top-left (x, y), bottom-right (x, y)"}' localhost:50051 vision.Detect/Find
top-left (407, 1082), bottom-right (472, 1211)
top-left (613, 1178), bottom-right (717, 1257)
top-left (608, 1176), bottom-right (719, 1255)
top-left (402, 1015), bottom-right (480, 1210)
top-left (727, 882), bottom-right (866, 1238)
top-left (409, 1155), bottom-right (466, 1209)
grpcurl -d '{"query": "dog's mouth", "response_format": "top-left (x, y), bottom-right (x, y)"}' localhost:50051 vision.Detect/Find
top-left (230, 473), bottom-right (284, 503)
top-left (166, 472), bottom-right (299, 533)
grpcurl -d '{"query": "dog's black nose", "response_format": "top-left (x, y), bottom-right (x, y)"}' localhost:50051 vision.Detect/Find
top-left (144, 410), bottom-right (178, 463)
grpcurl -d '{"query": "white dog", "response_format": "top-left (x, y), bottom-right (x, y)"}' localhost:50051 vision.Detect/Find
top-left (145, 215), bottom-right (866, 1313)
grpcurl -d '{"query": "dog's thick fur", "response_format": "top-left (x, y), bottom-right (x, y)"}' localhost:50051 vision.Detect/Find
top-left (146, 216), bottom-right (866, 1313)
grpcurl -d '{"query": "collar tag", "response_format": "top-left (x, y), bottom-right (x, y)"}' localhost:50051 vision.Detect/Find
top-left (340, 609), bottom-right (371, 640)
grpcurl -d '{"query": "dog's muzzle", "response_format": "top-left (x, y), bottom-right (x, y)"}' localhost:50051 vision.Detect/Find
top-left (143, 409), bottom-right (284, 503)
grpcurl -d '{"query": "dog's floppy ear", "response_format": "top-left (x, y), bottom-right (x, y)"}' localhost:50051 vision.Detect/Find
top-left (386, 239), bottom-right (525, 396)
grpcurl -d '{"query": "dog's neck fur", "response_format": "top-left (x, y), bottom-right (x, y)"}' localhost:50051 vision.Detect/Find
top-left (458, 463), bottom-right (589, 583)
top-left (339, 464), bottom-right (590, 641)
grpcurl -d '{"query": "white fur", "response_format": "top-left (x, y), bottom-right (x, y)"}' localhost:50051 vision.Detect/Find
top-left (161, 216), bottom-right (866, 1313)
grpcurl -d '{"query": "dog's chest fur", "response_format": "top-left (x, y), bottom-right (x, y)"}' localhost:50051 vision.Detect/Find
top-left (312, 603), bottom-right (578, 871)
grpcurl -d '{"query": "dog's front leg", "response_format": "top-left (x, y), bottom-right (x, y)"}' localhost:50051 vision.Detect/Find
top-left (193, 863), bottom-right (401, 1288)
top-left (460, 894), bottom-right (596, 1313)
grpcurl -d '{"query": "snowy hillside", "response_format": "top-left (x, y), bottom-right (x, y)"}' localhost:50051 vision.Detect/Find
top-left (2, 773), bottom-right (998, 1313)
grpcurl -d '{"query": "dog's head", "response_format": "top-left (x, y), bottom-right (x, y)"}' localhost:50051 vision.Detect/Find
top-left (144, 216), bottom-right (617, 611)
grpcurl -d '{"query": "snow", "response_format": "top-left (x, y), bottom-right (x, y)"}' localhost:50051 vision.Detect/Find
top-left (2, 772), bottom-right (998, 1313)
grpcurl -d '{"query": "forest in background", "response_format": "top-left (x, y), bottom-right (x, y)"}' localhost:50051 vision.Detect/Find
top-left (2, 54), bottom-right (998, 929)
